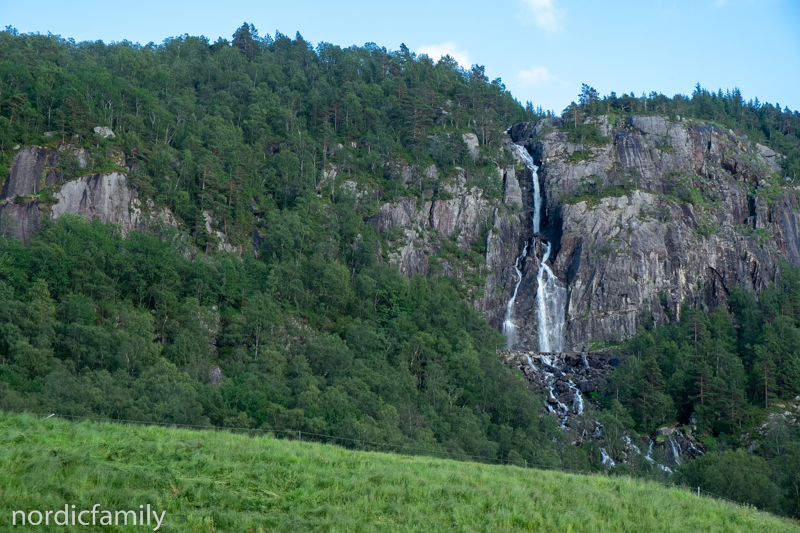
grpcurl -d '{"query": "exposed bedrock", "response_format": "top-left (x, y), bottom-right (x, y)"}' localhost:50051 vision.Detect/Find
top-left (365, 166), bottom-right (530, 329)
top-left (507, 114), bottom-right (796, 349)
top-left (0, 146), bottom-right (175, 242)
top-left (0, 146), bottom-right (63, 199)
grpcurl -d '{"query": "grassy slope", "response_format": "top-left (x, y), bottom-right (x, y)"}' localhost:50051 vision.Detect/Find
top-left (0, 414), bottom-right (797, 532)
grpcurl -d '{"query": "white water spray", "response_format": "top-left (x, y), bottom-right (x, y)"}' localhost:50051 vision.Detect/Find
top-left (535, 242), bottom-right (567, 352)
top-left (668, 435), bottom-right (681, 465)
top-left (520, 145), bottom-right (568, 352)
top-left (601, 448), bottom-right (616, 467)
top-left (502, 243), bottom-right (528, 349)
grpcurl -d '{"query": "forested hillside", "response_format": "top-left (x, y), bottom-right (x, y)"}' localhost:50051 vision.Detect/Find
top-left (3, 22), bottom-right (800, 519)
top-left (0, 24), bottom-right (570, 475)
top-left (0, 22), bottom-right (534, 229)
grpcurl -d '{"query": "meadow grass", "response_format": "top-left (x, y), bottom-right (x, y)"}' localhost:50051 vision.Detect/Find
top-left (0, 412), bottom-right (797, 532)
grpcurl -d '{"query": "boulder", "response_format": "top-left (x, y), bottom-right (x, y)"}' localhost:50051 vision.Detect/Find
top-left (93, 126), bottom-right (116, 139)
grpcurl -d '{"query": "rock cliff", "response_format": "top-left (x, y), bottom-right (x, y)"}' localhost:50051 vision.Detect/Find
top-left (365, 165), bottom-right (531, 328)
top-left (508, 115), bottom-right (795, 350)
top-left (0, 145), bottom-right (175, 242)
top-left (5, 116), bottom-right (796, 355)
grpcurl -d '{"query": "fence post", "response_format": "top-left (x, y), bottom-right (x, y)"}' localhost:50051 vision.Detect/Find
top-left (524, 459), bottom-right (527, 469)
top-left (697, 487), bottom-right (700, 497)
top-left (299, 430), bottom-right (301, 442)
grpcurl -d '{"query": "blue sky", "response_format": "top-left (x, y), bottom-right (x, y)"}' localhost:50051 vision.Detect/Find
top-left (2, 0), bottom-right (798, 113)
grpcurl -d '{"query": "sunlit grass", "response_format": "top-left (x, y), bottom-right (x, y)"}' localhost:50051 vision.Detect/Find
top-left (0, 412), bottom-right (797, 532)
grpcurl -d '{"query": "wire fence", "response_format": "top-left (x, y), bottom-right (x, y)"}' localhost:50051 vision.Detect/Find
top-left (6, 411), bottom-right (752, 510)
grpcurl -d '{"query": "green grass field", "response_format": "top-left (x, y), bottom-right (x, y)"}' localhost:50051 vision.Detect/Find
top-left (1, 413), bottom-right (797, 532)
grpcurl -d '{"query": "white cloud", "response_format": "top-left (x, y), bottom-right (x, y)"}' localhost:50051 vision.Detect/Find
top-left (518, 66), bottom-right (557, 86)
top-left (519, 0), bottom-right (562, 32)
top-left (416, 42), bottom-right (471, 68)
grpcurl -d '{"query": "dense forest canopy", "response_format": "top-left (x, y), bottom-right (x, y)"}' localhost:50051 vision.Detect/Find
top-left (0, 23), bottom-right (534, 243)
top-left (3, 23), bottom-right (800, 517)
top-left (0, 24), bottom-right (566, 480)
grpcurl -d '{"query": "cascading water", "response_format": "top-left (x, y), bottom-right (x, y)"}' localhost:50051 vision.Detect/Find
top-left (534, 353), bottom-right (585, 423)
top-left (623, 435), bottom-right (642, 456)
top-left (536, 242), bottom-right (567, 353)
top-left (502, 243), bottom-right (528, 349)
top-left (645, 441), bottom-right (654, 463)
top-left (503, 144), bottom-right (568, 354)
top-left (514, 146), bottom-right (542, 235)
top-left (600, 448), bottom-right (616, 467)
top-left (625, 436), bottom-right (673, 472)
top-left (668, 435), bottom-right (681, 465)
top-left (501, 145), bottom-right (581, 426)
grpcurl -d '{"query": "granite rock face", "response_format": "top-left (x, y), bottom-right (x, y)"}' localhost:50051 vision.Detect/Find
top-left (507, 115), bottom-right (794, 350)
top-left (0, 146), bottom-right (61, 242)
top-left (462, 133), bottom-right (480, 160)
top-left (51, 172), bottom-right (137, 230)
top-left (202, 210), bottom-right (240, 254)
top-left (0, 146), bottom-right (62, 199)
top-left (365, 166), bottom-right (531, 328)
top-left (0, 200), bottom-right (42, 242)
top-left (50, 172), bottom-right (177, 237)
top-left (0, 146), bottom-right (175, 241)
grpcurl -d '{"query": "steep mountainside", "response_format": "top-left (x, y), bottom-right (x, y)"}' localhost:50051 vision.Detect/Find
top-left (4, 113), bottom-right (797, 355)
top-left (5, 25), bottom-right (800, 517)
top-left (364, 159), bottom-right (527, 332)
top-left (505, 115), bottom-right (795, 350)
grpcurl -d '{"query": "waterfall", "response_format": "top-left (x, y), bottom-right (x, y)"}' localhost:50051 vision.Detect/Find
top-left (573, 386), bottom-right (585, 415)
top-left (600, 448), bottom-right (616, 467)
top-left (644, 439), bottom-right (674, 472)
top-left (523, 353), bottom-right (537, 373)
top-left (645, 441), bottom-right (654, 462)
top-left (532, 353), bottom-right (585, 424)
top-left (668, 435), bottom-right (681, 465)
top-left (535, 242), bottom-right (567, 352)
top-left (502, 243), bottom-right (528, 349)
top-left (623, 435), bottom-right (642, 456)
top-left (510, 144), bottom-right (567, 353)
top-left (514, 146), bottom-right (541, 234)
